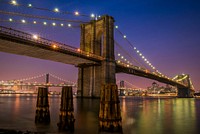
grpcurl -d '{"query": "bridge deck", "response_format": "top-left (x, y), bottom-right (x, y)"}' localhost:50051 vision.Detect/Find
top-left (0, 26), bottom-right (194, 91)
top-left (0, 26), bottom-right (102, 66)
top-left (116, 64), bottom-right (188, 89)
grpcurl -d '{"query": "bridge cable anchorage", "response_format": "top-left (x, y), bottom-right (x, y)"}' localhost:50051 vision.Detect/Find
top-left (114, 25), bottom-right (162, 74)
top-left (1, 0), bottom-right (90, 18)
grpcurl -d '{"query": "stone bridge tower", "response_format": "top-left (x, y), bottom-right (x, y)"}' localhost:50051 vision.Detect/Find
top-left (177, 74), bottom-right (194, 98)
top-left (77, 15), bottom-right (116, 98)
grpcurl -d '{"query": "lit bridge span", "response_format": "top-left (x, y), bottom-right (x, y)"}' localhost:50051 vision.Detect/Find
top-left (0, 16), bottom-right (194, 98)
top-left (0, 26), bottom-right (103, 65)
top-left (0, 83), bottom-right (74, 87)
top-left (0, 73), bottom-right (76, 88)
top-left (0, 1), bottom-right (196, 132)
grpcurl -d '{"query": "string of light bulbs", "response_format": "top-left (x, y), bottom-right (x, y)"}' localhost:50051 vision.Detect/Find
top-left (114, 25), bottom-right (164, 75)
top-left (115, 40), bottom-right (148, 69)
top-left (1, 0), bottom-right (98, 19)
top-left (0, 10), bottom-right (87, 24)
top-left (0, 18), bottom-right (79, 28)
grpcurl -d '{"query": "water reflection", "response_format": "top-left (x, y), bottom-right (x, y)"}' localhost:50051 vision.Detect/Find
top-left (0, 95), bottom-right (200, 134)
top-left (120, 97), bottom-right (198, 134)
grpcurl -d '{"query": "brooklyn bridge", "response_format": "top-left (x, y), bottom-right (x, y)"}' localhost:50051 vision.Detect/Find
top-left (0, 0), bottom-right (196, 132)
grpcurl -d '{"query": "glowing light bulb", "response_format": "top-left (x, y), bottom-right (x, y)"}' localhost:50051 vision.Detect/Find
top-left (11, 0), bottom-right (17, 5)
top-left (68, 24), bottom-right (71, 27)
top-left (74, 11), bottom-right (79, 16)
top-left (115, 26), bottom-right (118, 29)
top-left (52, 22), bottom-right (56, 26)
top-left (54, 8), bottom-right (59, 12)
top-left (32, 34), bottom-right (38, 40)
top-left (43, 22), bottom-right (47, 25)
top-left (52, 44), bottom-right (58, 49)
top-left (9, 18), bottom-right (13, 22)
top-left (28, 4), bottom-right (32, 7)
top-left (21, 19), bottom-right (26, 23)
top-left (91, 13), bottom-right (95, 18)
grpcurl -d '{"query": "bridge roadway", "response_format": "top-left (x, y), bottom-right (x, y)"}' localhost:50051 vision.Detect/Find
top-left (0, 26), bottom-right (188, 89)
top-left (116, 63), bottom-right (186, 88)
top-left (0, 26), bottom-right (102, 66)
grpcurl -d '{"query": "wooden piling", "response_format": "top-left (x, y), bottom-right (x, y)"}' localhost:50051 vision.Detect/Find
top-left (57, 86), bottom-right (75, 131)
top-left (99, 84), bottom-right (122, 132)
top-left (35, 87), bottom-right (50, 124)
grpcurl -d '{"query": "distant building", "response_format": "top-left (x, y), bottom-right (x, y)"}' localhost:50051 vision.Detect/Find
top-left (147, 82), bottom-right (177, 94)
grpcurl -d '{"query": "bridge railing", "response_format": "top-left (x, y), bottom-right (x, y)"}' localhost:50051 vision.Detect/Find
top-left (0, 26), bottom-right (103, 60)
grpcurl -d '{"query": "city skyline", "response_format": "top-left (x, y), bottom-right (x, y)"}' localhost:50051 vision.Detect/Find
top-left (0, 0), bottom-right (200, 91)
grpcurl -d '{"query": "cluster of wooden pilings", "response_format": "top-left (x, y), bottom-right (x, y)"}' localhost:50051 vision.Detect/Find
top-left (57, 86), bottom-right (75, 131)
top-left (99, 84), bottom-right (122, 132)
top-left (35, 86), bottom-right (75, 131)
top-left (35, 84), bottom-right (122, 133)
top-left (35, 87), bottom-right (50, 124)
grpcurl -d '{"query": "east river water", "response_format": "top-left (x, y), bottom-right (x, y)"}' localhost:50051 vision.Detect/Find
top-left (0, 94), bottom-right (200, 134)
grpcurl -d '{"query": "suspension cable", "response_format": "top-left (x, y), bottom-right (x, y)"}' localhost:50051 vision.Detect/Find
top-left (0, 0), bottom-right (90, 17)
top-left (114, 40), bottom-right (148, 69)
top-left (115, 28), bottom-right (158, 72)
top-left (0, 19), bottom-right (80, 28)
top-left (0, 10), bottom-right (88, 23)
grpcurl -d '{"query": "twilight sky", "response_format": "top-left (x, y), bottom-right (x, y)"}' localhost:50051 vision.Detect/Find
top-left (0, 0), bottom-right (200, 91)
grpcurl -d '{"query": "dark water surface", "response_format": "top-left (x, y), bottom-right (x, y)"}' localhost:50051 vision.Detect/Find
top-left (0, 94), bottom-right (200, 134)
